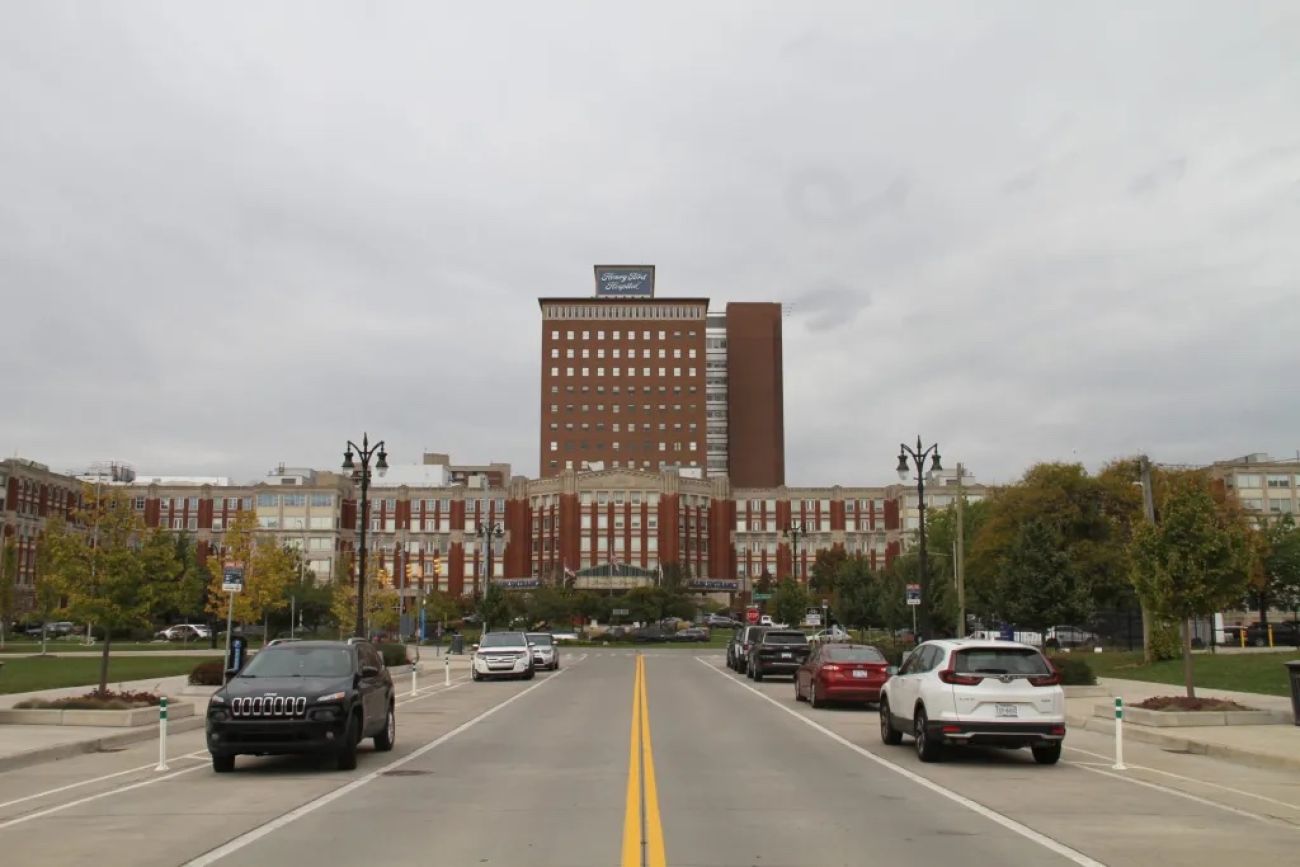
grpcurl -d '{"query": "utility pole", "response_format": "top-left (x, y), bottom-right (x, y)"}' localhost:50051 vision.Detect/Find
top-left (955, 462), bottom-right (966, 639)
top-left (1138, 454), bottom-right (1156, 663)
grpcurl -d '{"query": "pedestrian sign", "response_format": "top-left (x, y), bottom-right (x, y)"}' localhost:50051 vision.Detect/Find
top-left (222, 566), bottom-right (244, 593)
top-left (905, 583), bottom-right (921, 606)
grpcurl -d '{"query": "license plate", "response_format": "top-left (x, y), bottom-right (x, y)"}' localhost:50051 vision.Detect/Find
top-left (996, 703), bottom-right (1019, 718)
top-left (781, 652), bottom-right (792, 659)
top-left (851, 669), bottom-right (869, 678)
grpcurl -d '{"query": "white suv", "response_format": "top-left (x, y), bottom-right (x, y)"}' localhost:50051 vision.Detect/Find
top-left (878, 639), bottom-right (1066, 764)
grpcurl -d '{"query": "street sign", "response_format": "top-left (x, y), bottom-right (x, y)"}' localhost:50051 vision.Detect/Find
top-left (906, 583), bottom-right (921, 606)
top-left (612, 608), bottom-right (630, 616)
top-left (222, 566), bottom-right (244, 593)
top-left (752, 593), bottom-right (773, 601)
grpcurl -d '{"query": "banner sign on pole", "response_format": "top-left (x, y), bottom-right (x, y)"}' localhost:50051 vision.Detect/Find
top-left (222, 565), bottom-right (244, 593)
top-left (906, 583), bottom-right (921, 606)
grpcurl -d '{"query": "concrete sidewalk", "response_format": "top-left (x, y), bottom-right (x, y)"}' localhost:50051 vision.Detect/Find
top-left (0, 654), bottom-right (475, 773)
top-left (1067, 676), bottom-right (1300, 772)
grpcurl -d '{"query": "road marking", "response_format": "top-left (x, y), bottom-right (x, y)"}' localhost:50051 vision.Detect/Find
top-left (697, 657), bottom-right (1107, 867)
top-left (0, 751), bottom-right (208, 812)
top-left (0, 761), bottom-right (210, 832)
top-left (638, 655), bottom-right (666, 867)
top-left (1070, 763), bottom-right (1298, 828)
top-left (1065, 746), bottom-right (1300, 812)
top-left (181, 666), bottom-right (572, 866)
top-left (621, 654), bottom-right (667, 867)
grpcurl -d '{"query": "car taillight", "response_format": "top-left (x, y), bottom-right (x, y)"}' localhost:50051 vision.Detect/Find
top-left (938, 668), bottom-right (983, 686)
top-left (821, 664), bottom-right (841, 674)
top-left (1028, 672), bottom-right (1061, 686)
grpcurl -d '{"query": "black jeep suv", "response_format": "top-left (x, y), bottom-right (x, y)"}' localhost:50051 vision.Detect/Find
top-left (206, 639), bottom-right (395, 772)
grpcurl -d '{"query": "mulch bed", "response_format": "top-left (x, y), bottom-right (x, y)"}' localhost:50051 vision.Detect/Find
top-left (14, 689), bottom-right (162, 711)
top-left (1134, 696), bottom-right (1255, 712)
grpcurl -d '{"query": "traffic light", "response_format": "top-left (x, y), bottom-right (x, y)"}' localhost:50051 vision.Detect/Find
top-left (405, 563), bottom-right (421, 581)
top-left (430, 551), bottom-right (442, 576)
top-left (376, 567), bottom-right (390, 589)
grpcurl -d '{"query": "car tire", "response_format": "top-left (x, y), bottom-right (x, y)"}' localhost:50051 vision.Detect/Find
top-left (211, 753), bottom-right (235, 773)
top-left (809, 682), bottom-right (823, 709)
top-left (374, 703), bottom-right (395, 752)
top-left (1032, 743), bottom-right (1062, 765)
top-left (753, 667), bottom-right (764, 682)
top-left (914, 708), bottom-right (943, 762)
top-left (794, 679), bottom-right (805, 702)
top-left (337, 713), bottom-right (360, 771)
top-left (471, 668), bottom-right (481, 681)
top-left (880, 699), bottom-right (903, 745)
top-left (523, 668), bottom-right (535, 680)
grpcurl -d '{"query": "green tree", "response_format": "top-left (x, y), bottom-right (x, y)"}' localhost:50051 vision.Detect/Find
top-left (809, 547), bottom-right (848, 592)
top-left (31, 539), bottom-right (63, 655)
top-left (0, 537), bottom-right (15, 649)
top-left (831, 555), bottom-right (878, 629)
top-left (1247, 514), bottom-right (1300, 627)
top-left (248, 541), bottom-right (296, 639)
top-left (477, 583), bottom-right (512, 633)
top-left (995, 519), bottom-right (1091, 638)
top-left (772, 578), bottom-right (810, 627)
top-left (1130, 472), bottom-right (1252, 698)
top-left (43, 487), bottom-right (178, 694)
top-left (205, 509), bottom-right (259, 624)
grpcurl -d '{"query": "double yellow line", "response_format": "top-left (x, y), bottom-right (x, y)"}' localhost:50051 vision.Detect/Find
top-left (622, 654), bottom-right (666, 867)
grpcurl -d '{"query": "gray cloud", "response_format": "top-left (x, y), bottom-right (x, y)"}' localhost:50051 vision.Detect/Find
top-left (2, 1), bottom-right (1299, 488)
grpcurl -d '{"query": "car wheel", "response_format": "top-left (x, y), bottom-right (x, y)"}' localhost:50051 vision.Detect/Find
top-left (809, 682), bottom-right (823, 709)
top-left (373, 703), bottom-right (395, 752)
top-left (336, 713), bottom-right (360, 771)
top-left (794, 678), bottom-right (805, 702)
top-left (523, 668), bottom-right (535, 680)
top-left (753, 667), bottom-right (763, 682)
top-left (1032, 743), bottom-right (1062, 765)
top-left (211, 753), bottom-right (235, 773)
top-left (471, 668), bottom-right (482, 681)
top-left (879, 699), bottom-right (903, 745)
top-left (914, 708), bottom-right (942, 762)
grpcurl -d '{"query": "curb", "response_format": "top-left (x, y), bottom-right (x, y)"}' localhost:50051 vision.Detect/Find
top-left (0, 716), bottom-right (206, 774)
top-left (1066, 713), bottom-right (1300, 773)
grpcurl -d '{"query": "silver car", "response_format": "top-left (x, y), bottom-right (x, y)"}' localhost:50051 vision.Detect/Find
top-left (526, 632), bottom-right (560, 671)
top-left (472, 631), bottom-right (536, 681)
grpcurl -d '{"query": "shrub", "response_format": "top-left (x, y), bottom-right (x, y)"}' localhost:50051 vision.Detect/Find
top-left (16, 689), bottom-right (162, 710)
top-left (189, 660), bottom-right (226, 686)
top-left (1047, 655), bottom-right (1097, 686)
top-left (378, 643), bottom-right (410, 667)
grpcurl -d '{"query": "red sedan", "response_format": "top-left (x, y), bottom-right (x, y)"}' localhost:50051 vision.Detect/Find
top-left (794, 643), bottom-right (892, 708)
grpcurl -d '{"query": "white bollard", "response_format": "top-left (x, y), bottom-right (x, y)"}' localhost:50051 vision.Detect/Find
top-left (444, 655), bottom-right (451, 686)
top-left (410, 663), bottom-right (418, 697)
top-left (155, 697), bottom-right (170, 772)
top-left (1112, 697), bottom-right (1126, 770)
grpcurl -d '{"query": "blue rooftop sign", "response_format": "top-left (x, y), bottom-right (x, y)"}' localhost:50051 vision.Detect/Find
top-left (594, 265), bottom-right (655, 297)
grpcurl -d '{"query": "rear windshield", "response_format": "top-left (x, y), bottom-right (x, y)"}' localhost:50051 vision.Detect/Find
top-left (953, 648), bottom-right (1050, 675)
top-left (825, 646), bottom-right (886, 663)
top-left (527, 634), bottom-right (554, 646)
top-left (763, 632), bottom-right (808, 645)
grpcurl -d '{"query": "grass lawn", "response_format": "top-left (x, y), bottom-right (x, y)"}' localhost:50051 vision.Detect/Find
top-left (1087, 651), bottom-right (1298, 697)
top-left (0, 642), bottom-right (227, 654)
top-left (0, 655), bottom-right (203, 695)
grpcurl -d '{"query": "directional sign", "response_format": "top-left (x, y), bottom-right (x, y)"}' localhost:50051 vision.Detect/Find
top-left (752, 593), bottom-right (773, 601)
top-left (906, 583), bottom-right (921, 606)
top-left (222, 566), bottom-right (244, 593)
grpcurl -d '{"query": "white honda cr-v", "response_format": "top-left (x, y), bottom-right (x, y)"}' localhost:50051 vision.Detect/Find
top-left (878, 639), bottom-right (1066, 764)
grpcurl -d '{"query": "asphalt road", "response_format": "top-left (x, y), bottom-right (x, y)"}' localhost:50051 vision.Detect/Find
top-left (1, 649), bottom-right (1298, 867)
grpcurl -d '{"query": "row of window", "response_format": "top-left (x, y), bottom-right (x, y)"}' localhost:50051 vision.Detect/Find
top-left (548, 402), bottom-right (700, 415)
top-left (543, 300), bottom-right (705, 321)
top-left (552, 422), bottom-right (699, 433)
top-left (549, 384), bottom-right (699, 396)
top-left (550, 366), bottom-right (700, 379)
top-left (550, 441), bottom-right (700, 453)
top-left (1235, 474), bottom-right (1298, 489)
top-left (546, 459), bottom-right (698, 471)
top-left (551, 347), bottom-right (699, 360)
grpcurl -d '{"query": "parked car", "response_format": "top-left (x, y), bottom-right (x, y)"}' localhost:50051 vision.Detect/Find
top-left (205, 638), bottom-right (395, 772)
top-left (672, 627), bottom-right (710, 642)
top-left (727, 625), bottom-right (766, 671)
top-left (795, 643), bottom-right (893, 707)
top-left (759, 615), bottom-right (789, 628)
top-left (878, 639), bottom-right (1066, 764)
top-left (26, 621), bottom-right (78, 638)
top-left (631, 625), bottom-right (674, 643)
top-left (156, 624), bottom-right (212, 642)
top-left (706, 613), bottom-right (740, 628)
top-left (526, 632), bottom-right (560, 670)
top-left (471, 632), bottom-right (536, 681)
top-left (745, 629), bottom-right (811, 680)
top-left (1044, 625), bottom-right (1098, 650)
top-left (549, 627), bottom-right (579, 643)
top-left (1245, 620), bottom-right (1300, 647)
top-left (808, 626), bottom-right (851, 643)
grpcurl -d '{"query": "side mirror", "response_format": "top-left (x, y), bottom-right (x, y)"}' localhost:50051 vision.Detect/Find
top-left (528, 642), bottom-right (536, 647)
top-left (886, 665), bottom-right (899, 676)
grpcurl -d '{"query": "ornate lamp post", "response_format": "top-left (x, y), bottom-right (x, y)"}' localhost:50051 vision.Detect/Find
top-left (342, 434), bottom-right (388, 638)
top-left (785, 521), bottom-right (806, 582)
top-left (476, 521), bottom-right (505, 631)
top-left (897, 436), bottom-right (942, 638)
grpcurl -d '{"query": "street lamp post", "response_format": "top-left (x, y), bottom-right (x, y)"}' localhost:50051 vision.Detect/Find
top-left (342, 434), bottom-right (388, 639)
top-left (897, 436), bottom-right (942, 639)
top-left (476, 522), bottom-right (504, 631)
top-left (785, 521), bottom-right (806, 582)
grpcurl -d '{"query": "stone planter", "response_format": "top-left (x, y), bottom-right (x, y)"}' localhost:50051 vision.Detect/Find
top-left (0, 702), bottom-right (195, 728)
top-left (1092, 703), bottom-right (1287, 727)
top-left (1064, 685), bottom-right (1109, 699)
top-left (179, 684), bottom-right (220, 698)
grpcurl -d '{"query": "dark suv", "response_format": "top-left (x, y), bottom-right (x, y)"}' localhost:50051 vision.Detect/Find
top-left (746, 630), bottom-right (811, 680)
top-left (728, 625), bottom-right (766, 671)
top-left (206, 639), bottom-right (395, 773)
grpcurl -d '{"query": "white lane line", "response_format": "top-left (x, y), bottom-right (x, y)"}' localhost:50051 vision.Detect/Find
top-left (1065, 746), bottom-right (1300, 812)
top-left (0, 752), bottom-right (208, 812)
top-left (181, 666), bottom-right (572, 866)
top-left (0, 762), bottom-right (210, 831)
top-left (696, 657), bottom-right (1107, 867)
top-left (1069, 764), bottom-right (1298, 828)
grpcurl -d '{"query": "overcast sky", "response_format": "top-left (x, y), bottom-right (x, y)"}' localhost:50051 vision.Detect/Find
top-left (3, 2), bottom-right (1299, 487)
